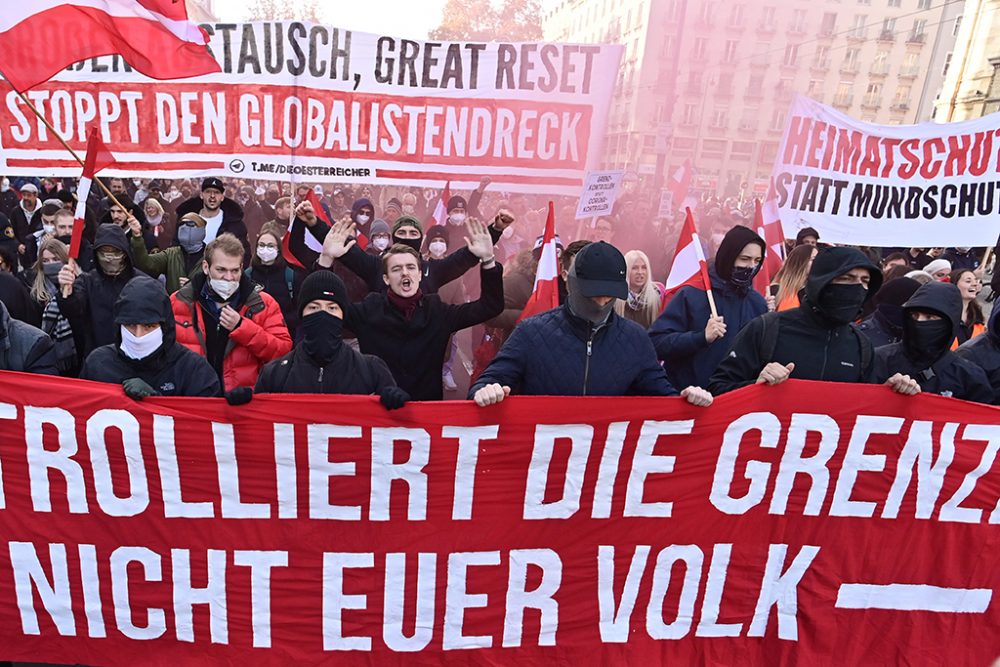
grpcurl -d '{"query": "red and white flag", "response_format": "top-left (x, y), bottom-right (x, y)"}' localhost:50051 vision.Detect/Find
top-left (752, 185), bottom-right (787, 296)
top-left (518, 201), bottom-right (560, 322)
top-left (71, 127), bottom-right (117, 259)
top-left (0, 0), bottom-right (221, 93)
top-left (664, 207), bottom-right (712, 297)
top-left (668, 158), bottom-right (694, 211)
top-left (430, 181), bottom-right (452, 227)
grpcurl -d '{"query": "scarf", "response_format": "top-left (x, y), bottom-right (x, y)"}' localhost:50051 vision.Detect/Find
top-left (386, 289), bottom-right (423, 322)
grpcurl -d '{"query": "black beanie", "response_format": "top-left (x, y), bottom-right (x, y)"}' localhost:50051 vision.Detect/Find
top-left (714, 225), bottom-right (766, 281)
top-left (298, 271), bottom-right (349, 318)
top-left (447, 195), bottom-right (467, 212)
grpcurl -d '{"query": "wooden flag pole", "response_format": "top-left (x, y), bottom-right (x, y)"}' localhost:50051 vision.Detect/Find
top-left (705, 287), bottom-right (719, 319)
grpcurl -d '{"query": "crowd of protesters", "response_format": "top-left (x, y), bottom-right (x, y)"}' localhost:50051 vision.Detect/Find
top-left (0, 172), bottom-right (997, 409)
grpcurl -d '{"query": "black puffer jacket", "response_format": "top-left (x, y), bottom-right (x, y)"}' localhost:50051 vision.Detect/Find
top-left (255, 341), bottom-right (396, 394)
top-left (80, 275), bottom-right (220, 396)
top-left (956, 304), bottom-right (1000, 404)
top-left (0, 300), bottom-right (56, 374)
top-left (57, 224), bottom-right (146, 357)
top-left (710, 247), bottom-right (883, 394)
top-left (876, 282), bottom-right (993, 403)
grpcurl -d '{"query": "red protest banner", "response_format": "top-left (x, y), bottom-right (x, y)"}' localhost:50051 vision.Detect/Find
top-left (0, 372), bottom-right (996, 665)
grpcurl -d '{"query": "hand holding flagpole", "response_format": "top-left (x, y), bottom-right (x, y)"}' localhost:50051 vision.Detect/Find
top-left (663, 207), bottom-right (718, 319)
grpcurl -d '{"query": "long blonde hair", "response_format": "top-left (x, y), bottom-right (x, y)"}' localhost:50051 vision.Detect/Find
top-left (31, 237), bottom-right (70, 304)
top-left (615, 250), bottom-right (662, 327)
top-left (772, 244), bottom-right (815, 307)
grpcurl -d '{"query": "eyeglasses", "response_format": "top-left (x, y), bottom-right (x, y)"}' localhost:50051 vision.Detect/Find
top-left (257, 243), bottom-right (278, 250)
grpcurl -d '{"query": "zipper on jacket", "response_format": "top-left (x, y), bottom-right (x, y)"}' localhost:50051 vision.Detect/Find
top-left (821, 330), bottom-right (831, 378)
top-left (583, 328), bottom-right (595, 396)
top-left (318, 366), bottom-right (325, 385)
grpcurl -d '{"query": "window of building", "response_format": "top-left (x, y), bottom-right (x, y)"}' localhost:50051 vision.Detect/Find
top-left (888, 0), bottom-right (900, 7)
top-left (821, 13), bottom-right (837, 34)
top-left (866, 82), bottom-right (883, 96)
top-left (717, 72), bottom-right (734, 92)
top-left (724, 40), bottom-right (738, 63)
top-left (858, 0), bottom-right (870, 5)
top-left (851, 14), bottom-right (868, 38)
top-left (807, 79), bottom-right (825, 97)
top-left (943, 52), bottom-right (953, 76)
top-left (761, 6), bottom-right (776, 27)
top-left (813, 45), bottom-right (831, 68)
top-left (792, 9), bottom-right (807, 31)
top-left (699, 2), bottom-right (714, 23)
top-left (771, 110), bottom-right (787, 130)
top-left (783, 43), bottom-right (799, 66)
top-left (912, 19), bottom-right (927, 36)
top-left (894, 84), bottom-right (912, 104)
top-left (687, 70), bottom-right (703, 91)
top-left (694, 38), bottom-right (707, 59)
top-left (919, 0), bottom-right (933, 9)
top-left (953, 15), bottom-right (963, 36)
top-left (729, 4), bottom-right (744, 26)
top-left (843, 47), bottom-right (860, 68)
top-left (882, 17), bottom-right (896, 33)
top-left (872, 49), bottom-right (889, 72)
top-left (712, 108), bottom-right (728, 128)
top-left (682, 103), bottom-right (697, 125)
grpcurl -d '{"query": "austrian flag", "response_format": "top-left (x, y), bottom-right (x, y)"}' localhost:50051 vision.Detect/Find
top-left (72, 128), bottom-right (118, 259)
top-left (0, 0), bottom-right (221, 93)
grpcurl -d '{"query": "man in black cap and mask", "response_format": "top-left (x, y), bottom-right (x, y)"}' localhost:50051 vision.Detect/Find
top-left (858, 277), bottom-right (921, 347)
top-left (650, 225), bottom-right (769, 389)
top-left (470, 241), bottom-right (713, 406)
top-left (876, 282), bottom-right (993, 403)
top-left (710, 246), bottom-right (920, 395)
top-left (254, 271), bottom-right (408, 408)
top-left (80, 275), bottom-right (220, 398)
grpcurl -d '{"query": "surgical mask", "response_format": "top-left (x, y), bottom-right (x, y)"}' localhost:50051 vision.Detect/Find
top-left (372, 236), bottom-right (390, 251)
top-left (401, 205), bottom-right (415, 215)
top-left (42, 261), bottom-right (64, 280)
top-left (257, 246), bottom-right (279, 263)
top-left (357, 214), bottom-right (371, 224)
top-left (428, 240), bottom-right (447, 258)
top-left (903, 316), bottom-right (953, 366)
top-left (566, 269), bottom-right (615, 325)
top-left (302, 311), bottom-right (344, 365)
top-left (394, 236), bottom-right (423, 253)
top-left (176, 225), bottom-right (206, 253)
top-left (449, 212), bottom-right (466, 225)
top-left (502, 226), bottom-right (514, 239)
top-left (147, 214), bottom-right (163, 226)
top-left (97, 250), bottom-right (126, 276)
top-left (132, 179), bottom-right (142, 187)
top-left (209, 278), bottom-right (239, 300)
top-left (43, 224), bottom-right (55, 235)
top-left (817, 283), bottom-right (867, 325)
top-left (729, 264), bottom-right (759, 288)
top-left (120, 325), bottom-right (163, 360)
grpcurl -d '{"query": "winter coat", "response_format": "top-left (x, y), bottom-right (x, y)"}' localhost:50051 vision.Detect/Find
top-left (130, 235), bottom-right (203, 294)
top-left (57, 224), bottom-right (144, 357)
top-left (650, 266), bottom-right (767, 390)
top-left (247, 261), bottom-right (305, 334)
top-left (955, 306), bottom-right (1000, 404)
top-left (857, 308), bottom-right (903, 348)
top-left (876, 282), bottom-right (994, 404)
top-left (942, 248), bottom-right (980, 272)
top-left (80, 276), bottom-right (220, 397)
top-left (469, 304), bottom-right (679, 397)
top-left (344, 263), bottom-right (503, 400)
top-left (174, 196), bottom-right (249, 258)
top-left (255, 343), bottom-right (396, 395)
top-left (99, 204), bottom-right (154, 251)
top-left (710, 247), bottom-right (882, 394)
top-left (0, 270), bottom-right (41, 327)
top-left (0, 300), bottom-right (57, 374)
top-left (171, 272), bottom-right (292, 391)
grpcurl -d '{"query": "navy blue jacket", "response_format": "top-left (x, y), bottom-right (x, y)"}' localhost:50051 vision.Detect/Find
top-left (649, 267), bottom-right (767, 389)
top-left (468, 304), bottom-right (678, 397)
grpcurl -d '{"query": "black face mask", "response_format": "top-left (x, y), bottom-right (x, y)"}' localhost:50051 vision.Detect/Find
top-left (903, 316), bottom-right (952, 366)
top-left (876, 303), bottom-right (905, 334)
top-left (729, 264), bottom-right (758, 288)
top-left (301, 311), bottom-right (343, 365)
top-left (393, 236), bottom-right (423, 253)
top-left (817, 283), bottom-right (868, 325)
top-left (566, 270), bottom-right (615, 325)
top-left (56, 234), bottom-right (73, 246)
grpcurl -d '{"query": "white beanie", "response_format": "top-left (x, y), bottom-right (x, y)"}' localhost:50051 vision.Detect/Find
top-left (923, 259), bottom-right (951, 277)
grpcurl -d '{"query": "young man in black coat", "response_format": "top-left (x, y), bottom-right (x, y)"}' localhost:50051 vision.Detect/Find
top-left (80, 275), bottom-right (219, 398)
top-left (876, 282), bottom-right (994, 403)
top-left (0, 300), bottom-right (57, 374)
top-left (710, 246), bottom-right (920, 396)
top-left (255, 270), bottom-right (407, 409)
top-left (317, 226), bottom-right (504, 400)
top-left (956, 304), bottom-right (1000, 403)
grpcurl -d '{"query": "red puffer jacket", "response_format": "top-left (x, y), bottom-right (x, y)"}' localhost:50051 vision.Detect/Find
top-left (171, 274), bottom-right (292, 391)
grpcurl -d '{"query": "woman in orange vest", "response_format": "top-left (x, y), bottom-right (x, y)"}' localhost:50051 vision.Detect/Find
top-left (951, 268), bottom-right (985, 349)
top-left (769, 244), bottom-right (818, 312)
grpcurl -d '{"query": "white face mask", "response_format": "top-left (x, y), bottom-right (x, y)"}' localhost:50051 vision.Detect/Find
top-left (210, 278), bottom-right (239, 300)
top-left (356, 214), bottom-right (371, 224)
top-left (501, 227), bottom-right (514, 239)
top-left (257, 246), bottom-right (279, 263)
top-left (372, 236), bottom-right (390, 251)
top-left (147, 214), bottom-right (163, 226)
top-left (449, 212), bottom-right (466, 225)
top-left (43, 224), bottom-right (55, 235)
top-left (0, 179), bottom-right (9, 192)
top-left (429, 240), bottom-right (447, 258)
top-left (120, 325), bottom-right (163, 360)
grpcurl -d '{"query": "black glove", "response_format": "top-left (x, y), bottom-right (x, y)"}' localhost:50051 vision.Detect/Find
top-left (379, 386), bottom-right (410, 410)
top-left (225, 387), bottom-right (254, 406)
top-left (123, 378), bottom-right (159, 400)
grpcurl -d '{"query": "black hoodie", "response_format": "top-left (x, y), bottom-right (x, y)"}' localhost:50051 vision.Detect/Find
top-left (710, 247), bottom-right (883, 394)
top-left (57, 224), bottom-right (146, 357)
top-left (876, 282), bottom-right (993, 403)
top-left (956, 302), bottom-right (1000, 404)
top-left (80, 276), bottom-right (220, 396)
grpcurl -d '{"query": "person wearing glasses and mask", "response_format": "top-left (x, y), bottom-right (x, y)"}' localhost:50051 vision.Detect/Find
top-left (130, 212), bottom-right (208, 294)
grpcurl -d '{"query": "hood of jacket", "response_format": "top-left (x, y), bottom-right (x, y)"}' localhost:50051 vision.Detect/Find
top-left (902, 281), bottom-right (963, 339)
top-left (714, 225), bottom-right (766, 283)
top-left (351, 197), bottom-right (374, 222)
top-left (113, 275), bottom-right (176, 350)
top-left (804, 246), bottom-right (883, 306)
top-left (92, 223), bottom-right (135, 278)
top-left (175, 195), bottom-right (245, 224)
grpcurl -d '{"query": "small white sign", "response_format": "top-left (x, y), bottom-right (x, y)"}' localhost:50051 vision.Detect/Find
top-left (575, 170), bottom-right (624, 219)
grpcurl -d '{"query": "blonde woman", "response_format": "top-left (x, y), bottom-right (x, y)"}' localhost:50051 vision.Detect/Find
top-left (770, 244), bottom-right (817, 312)
top-left (614, 250), bottom-right (665, 329)
top-left (30, 238), bottom-right (78, 375)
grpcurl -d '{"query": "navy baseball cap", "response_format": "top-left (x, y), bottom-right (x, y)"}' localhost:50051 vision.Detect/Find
top-left (573, 241), bottom-right (628, 299)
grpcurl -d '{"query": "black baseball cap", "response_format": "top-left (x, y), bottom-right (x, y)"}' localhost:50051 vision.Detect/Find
top-left (573, 241), bottom-right (627, 299)
top-left (202, 177), bottom-right (225, 193)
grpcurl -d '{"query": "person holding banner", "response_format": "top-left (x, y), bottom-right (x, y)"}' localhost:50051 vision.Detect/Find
top-left (80, 276), bottom-right (220, 399)
top-left (649, 226), bottom-right (768, 390)
top-left (874, 282), bottom-right (993, 404)
top-left (130, 212), bottom-right (207, 294)
top-left (470, 242), bottom-right (712, 407)
top-left (710, 247), bottom-right (920, 396)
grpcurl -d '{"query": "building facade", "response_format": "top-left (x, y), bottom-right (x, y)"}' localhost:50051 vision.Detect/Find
top-left (544, 0), bottom-right (960, 197)
top-left (935, 0), bottom-right (1000, 122)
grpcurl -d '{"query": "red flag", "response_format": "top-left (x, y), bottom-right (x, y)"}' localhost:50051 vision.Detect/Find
top-left (429, 181), bottom-right (451, 228)
top-left (71, 127), bottom-right (117, 259)
top-left (664, 207), bottom-right (712, 299)
top-left (752, 186), bottom-right (787, 297)
top-left (0, 0), bottom-right (221, 93)
top-left (668, 159), bottom-right (693, 211)
top-left (518, 201), bottom-right (560, 322)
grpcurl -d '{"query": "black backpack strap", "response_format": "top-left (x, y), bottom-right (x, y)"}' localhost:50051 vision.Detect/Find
top-left (759, 311), bottom-right (782, 363)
